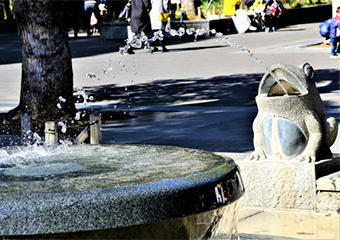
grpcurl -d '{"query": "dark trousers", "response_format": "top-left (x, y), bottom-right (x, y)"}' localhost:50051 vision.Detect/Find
top-left (330, 37), bottom-right (340, 55)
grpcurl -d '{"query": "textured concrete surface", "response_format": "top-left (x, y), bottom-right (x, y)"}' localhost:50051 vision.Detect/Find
top-left (317, 191), bottom-right (340, 212)
top-left (0, 145), bottom-right (243, 236)
top-left (215, 154), bottom-right (340, 211)
top-left (317, 171), bottom-right (340, 191)
top-left (234, 159), bottom-right (316, 210)
top-left (238, 207), bottom-right (340, 240)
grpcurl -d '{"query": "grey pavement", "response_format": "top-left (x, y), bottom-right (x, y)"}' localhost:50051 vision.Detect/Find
top-left (0, 22), bottom-right (339, 155)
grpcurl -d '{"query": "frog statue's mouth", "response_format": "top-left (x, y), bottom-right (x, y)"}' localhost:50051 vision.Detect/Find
top-left (258, 64), bottom-right (311, 97)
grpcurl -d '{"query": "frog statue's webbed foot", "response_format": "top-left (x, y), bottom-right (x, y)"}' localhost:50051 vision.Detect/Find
top-left (324, 117), bottom-right (338, 147)
top-left (249, 150), bottom-right (267, 161)
top-left (296, 152), bottom-right (317, 163)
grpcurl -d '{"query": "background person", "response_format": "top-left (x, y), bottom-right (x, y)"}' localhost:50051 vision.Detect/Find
top-left (66, 0), bottom-right (84, 38)
top-left (329, 7), bottom-right (340, 58)
top-left (84, 0), bottom-right (102, 36)
top-left (150, 0), bottom-right (169, 52)
top-left (263, 0), bottom-right (283, 32)
top-left (130, 0), bottom-right (152, 51)
top-left (223, 0), bottom-right (240, 17)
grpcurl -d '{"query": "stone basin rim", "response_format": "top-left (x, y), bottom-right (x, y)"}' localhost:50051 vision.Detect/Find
top-left (0, 144), bottom-right (243, 236)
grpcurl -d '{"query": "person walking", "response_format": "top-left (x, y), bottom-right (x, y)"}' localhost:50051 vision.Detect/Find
top-left (66, 0), bottom-right (84, 38)
top-left (130, 0), bottom-right (152, 38)
top-left (330, 7), bottom-right (340, 58)
top-left (150, 0), bottom-right (169, 52)
top-left (84, 0), bottom-right (102, 36)
top-left (263, 0), bottom-right (283, 32)
top-left (223, 0), bottom-right (240, 17)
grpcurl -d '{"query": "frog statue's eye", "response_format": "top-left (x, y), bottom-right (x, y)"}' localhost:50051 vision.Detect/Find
top-left (303, 63), bottom-right (314, 79)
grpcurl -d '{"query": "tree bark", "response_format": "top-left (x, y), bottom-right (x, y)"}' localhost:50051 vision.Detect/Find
top-left (181, 0), bottom-right (196, 18)
top-left (13, 0), bottom-right (76, 121)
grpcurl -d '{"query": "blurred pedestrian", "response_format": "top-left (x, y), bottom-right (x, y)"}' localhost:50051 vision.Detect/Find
top-left (119, 0), bottom-right (135, 54)
top-left (84, 0), bottom-right (102, 36)
top-left (66, 0), bottom-right (84, 38)
top-left (330, 6), bottom-right (340, 58)
top-left (263, 0), bottom-right (283, 32)
top-left (223, 0), bottom-right (240, 17)
top-left (130, 0), bottom-right (152, 51)
top-left (2, 0), bottom-right (13, 21)
top-left (150, 0), bottom-right (169, 52)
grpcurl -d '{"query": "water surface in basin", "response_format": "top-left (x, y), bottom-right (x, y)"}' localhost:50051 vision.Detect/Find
top-left (0, 144), bottom-right (229, 193)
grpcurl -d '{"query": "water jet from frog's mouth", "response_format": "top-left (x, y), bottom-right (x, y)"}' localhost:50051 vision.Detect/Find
top-left (258, 66), bottom-right (308, 97)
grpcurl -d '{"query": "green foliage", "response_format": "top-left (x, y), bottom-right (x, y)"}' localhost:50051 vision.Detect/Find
top-left (200, 0), bottom-right (223, 15)
top-left (276, 0), bottom-right (332, 8)
top-left (198, 0), bottom-right (332, 17)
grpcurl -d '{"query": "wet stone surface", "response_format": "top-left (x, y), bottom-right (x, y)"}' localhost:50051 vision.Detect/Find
top-left (0, 144), bottom-right (228, 193)
top-left (0, 144), bottom-right (243, 236)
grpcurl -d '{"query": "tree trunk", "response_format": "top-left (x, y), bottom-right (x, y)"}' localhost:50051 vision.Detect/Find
top-left (13, 0), bottom-right (76, 121)
top-left (181, 0), bottom-right (196, 19)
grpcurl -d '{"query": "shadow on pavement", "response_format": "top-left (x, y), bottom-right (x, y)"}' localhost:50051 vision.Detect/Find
top-left (88, 69), bottom-right (339, 153)
top-left (167, 45), bottom-right (226, 52)
top-left (83, 69), bottom-right (339, 109)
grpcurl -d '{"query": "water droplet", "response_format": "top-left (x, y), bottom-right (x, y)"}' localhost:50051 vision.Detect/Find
top-left (74, 112), bottom-right (81, 121)
top-left (178, 27), bottom-right (185, 37)
top-left (61, 126), bottom-right (67, 133)
top-left (58, 96), bottom-right (66, 102)
top-left (86, 73), bottom-right (96, 80)
top-left (215, 32), bottom-right (223, 37)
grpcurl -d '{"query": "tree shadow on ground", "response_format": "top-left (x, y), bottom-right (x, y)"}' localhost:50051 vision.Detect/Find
top-left (85, 69), bottom-right (339, 152)
top-left (84, 73), bottom-right (262, 108)
top-left (83, 69), bottom-right (339, 109)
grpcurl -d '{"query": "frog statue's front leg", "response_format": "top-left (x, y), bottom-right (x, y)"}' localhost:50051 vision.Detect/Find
top-left (297, 112), bottom-right (322, 163)
top-left (249, 113), bottom-right (267, 161)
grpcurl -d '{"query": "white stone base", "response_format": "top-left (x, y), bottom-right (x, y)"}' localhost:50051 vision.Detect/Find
top-left (216, 153), bottom-right (340, 211)
top-left (236, 160), bottom-right (317, 210)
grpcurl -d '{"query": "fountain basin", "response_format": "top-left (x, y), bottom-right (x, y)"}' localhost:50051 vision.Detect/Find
top-left (0, 144), bottom-right (244, 238)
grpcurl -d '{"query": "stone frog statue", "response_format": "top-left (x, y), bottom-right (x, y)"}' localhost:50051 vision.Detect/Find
top-left (250, 63), bottom-right (338, 162)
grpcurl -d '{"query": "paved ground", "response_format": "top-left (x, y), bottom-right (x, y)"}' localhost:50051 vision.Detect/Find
top-left (0, 22), bottom-right (339, 239)
top-left (0, 22), bottom-right (339, 156)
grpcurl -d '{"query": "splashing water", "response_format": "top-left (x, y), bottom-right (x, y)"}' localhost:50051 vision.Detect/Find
top-left (58, 96), bottom-right (66, 103)
top-left (74, 111), bottom-right (81, 121)
top-left (217, 35), bottom-right (288, 95)
top-left (58, 121), bottom-right (67, 134)
top-left (152, 30), bottom-right (164, 42)
top-left (186, 28), bottom-right (195, 35)
top-left (74, 87), bottom-right (89, 105)
top-left (86, 72), bottom-right (97, 80)
top-left (117, 24), bottom-right (288, 94)
top-left (119, 26), bottom-right (217, 54)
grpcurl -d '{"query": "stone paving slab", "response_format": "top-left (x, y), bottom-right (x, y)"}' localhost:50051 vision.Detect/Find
top-left (317, 171), bottom-right (340, 191)
top-left (238, 207), bottom-right (340, 240)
